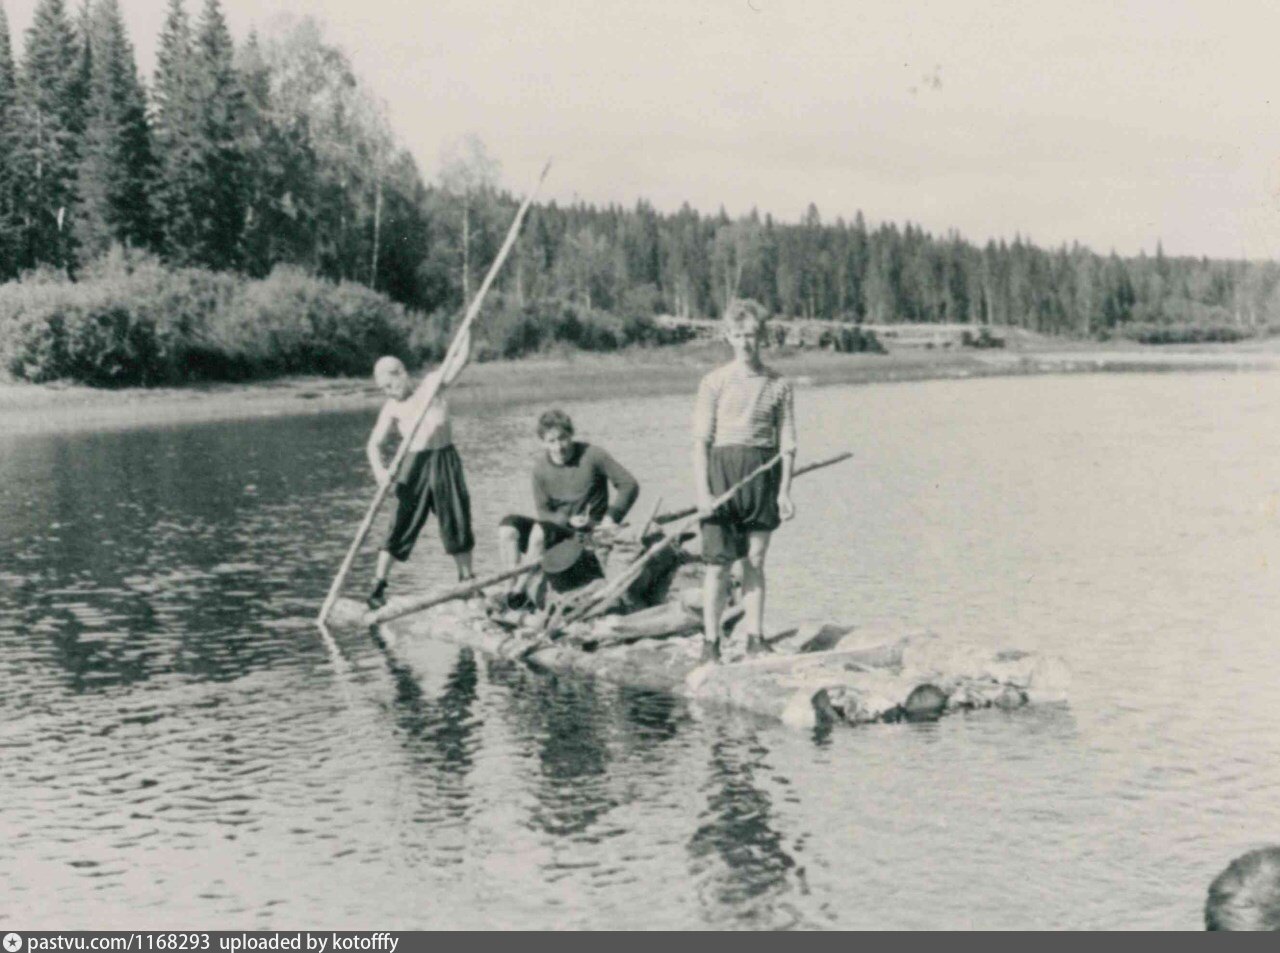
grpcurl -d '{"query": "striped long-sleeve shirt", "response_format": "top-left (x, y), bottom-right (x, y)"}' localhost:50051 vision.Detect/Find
top-left (692, 362), bottom-right (797, 452)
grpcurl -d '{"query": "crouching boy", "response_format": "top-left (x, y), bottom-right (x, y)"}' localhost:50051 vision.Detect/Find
top-left (365, 331), bottom-right (475, 610)
top-left (693, 299), bottom-right (796, 663)
top-left (495, 409), bottom-right (640, 608)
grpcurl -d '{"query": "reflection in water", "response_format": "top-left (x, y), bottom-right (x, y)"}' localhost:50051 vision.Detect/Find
top-left (491, 664), bottom-right (617, 839)
top-left (381, 645), bottom-right (481, 825)
top-left (618, 687), bottom-right (682, 744)
top-left (688, 724), bottom-right (802, 928)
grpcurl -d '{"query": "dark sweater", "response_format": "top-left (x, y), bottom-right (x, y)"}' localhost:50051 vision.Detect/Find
top-left (533, 442), bottom-right (639, 527)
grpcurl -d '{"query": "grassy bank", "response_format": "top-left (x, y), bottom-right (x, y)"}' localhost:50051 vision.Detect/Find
top-left (5, 336), bottom-right (1279, 437)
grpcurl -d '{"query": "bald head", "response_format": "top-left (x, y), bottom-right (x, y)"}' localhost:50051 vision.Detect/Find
top-left (374, 355), bottom-right (405, 383)
top-left (373, 355), bottom-right (413, 400)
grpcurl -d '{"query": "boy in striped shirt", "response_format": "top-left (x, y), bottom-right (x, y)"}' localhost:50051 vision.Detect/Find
top-left (693, 299), bottom-right (797, 664)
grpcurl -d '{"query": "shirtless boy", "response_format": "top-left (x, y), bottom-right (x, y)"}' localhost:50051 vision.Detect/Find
top-left (365, 331), bottom-right (474, 609)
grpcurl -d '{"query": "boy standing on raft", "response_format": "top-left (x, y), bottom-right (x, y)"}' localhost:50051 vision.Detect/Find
top-left (365, 330), bottom-right (475, 610)
top-left (693, 299), bottom-right (797, 663)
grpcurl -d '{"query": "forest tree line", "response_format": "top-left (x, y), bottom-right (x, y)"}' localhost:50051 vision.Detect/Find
top-left (1, 0), bottom-right (1279, 371)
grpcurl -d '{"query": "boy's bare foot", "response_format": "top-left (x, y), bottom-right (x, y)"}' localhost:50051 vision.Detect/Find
top-left (744, 634), bottom-right (772, 657)
top-left (699, 637), bottom-right (721, 665)
top-left (366, 580), bottom-right (388, 611)
top-left (485, 590), bottom-right (530, 615)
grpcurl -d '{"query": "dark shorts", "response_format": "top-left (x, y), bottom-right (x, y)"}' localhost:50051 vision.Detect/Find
top-left (700, 445), bottom-right (782, 566)
top-left (385, 445), bottom-right (474, 560)
top-left (498, 514), bottom-right (575, 554)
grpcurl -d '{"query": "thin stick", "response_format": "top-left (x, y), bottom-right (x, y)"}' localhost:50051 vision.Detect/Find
top-left (317, 161), bottom-right (552, 625)
top-left (368, 557), bottom-right (543, 625)
top-left (564, 453), bottom-right (785, 625)
top-left (652, 451), bottom-right (852, 524)
top-left (632, 496), bottom-right (662, 551)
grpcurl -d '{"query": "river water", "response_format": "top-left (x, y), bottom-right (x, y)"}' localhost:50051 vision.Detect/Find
top-left (4, 370), bottom-right (1280, 929)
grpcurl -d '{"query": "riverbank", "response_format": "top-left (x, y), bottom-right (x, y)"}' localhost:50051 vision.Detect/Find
top-left (4, 335), bottom-right (1279, 436)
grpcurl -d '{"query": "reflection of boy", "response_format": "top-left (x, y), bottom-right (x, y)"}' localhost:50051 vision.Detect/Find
top-left (693, 299), bottom-right (796, 664)
top-left (365, 332), bottom-right (474, 610)
top-left (496, 409), bottom-right (640, 603)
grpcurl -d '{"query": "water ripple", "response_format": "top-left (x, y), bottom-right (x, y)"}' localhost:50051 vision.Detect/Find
top-left (5, 375), bottom-right (1280, 927)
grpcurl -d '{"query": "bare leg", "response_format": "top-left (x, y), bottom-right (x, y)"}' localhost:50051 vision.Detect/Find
top-left (741, 530), bottom-right (772, 644)
top-left (702, 563), bottom-right (729, 661)
top-left (374, 549), bottom-right (393, 584)
top-left (488, 524), bottom-right (528, 611)
top-left (521, 524), bottom-right (548, 600)
top-left (496, 524), bottom-right (528, 600)
top-left (526, 523), bottom-right (548, 561)
top-left (453, 551), bottom-right (474, 581)
top-left (368, 549), bottom-right (395, 609)
top-left (497, 524), bottom-right (522, 572)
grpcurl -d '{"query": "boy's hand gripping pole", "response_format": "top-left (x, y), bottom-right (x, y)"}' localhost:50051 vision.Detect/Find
top-left (317, 161), bottom-right (552, 626)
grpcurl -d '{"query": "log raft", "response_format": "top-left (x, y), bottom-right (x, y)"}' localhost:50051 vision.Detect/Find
top-left (329, 596), bottom-right (1070, 731)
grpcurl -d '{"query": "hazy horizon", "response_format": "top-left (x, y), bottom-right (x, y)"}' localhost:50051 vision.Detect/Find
top-left (4, 0), bottom-right (1279, 261)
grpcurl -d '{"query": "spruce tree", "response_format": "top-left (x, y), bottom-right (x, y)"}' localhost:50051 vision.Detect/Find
top-left (151, 0), bottom-right (199, 263)
top-left (188, 0), bottom-right (244, 269)
top-left (75, 0), bottom-right (155, 259)
top-left (0, 2), bottom-right (20, 277)
top-left (12, 0), bottom-right (85, 269)
top-left (70, 0), bottom-right (89, 131)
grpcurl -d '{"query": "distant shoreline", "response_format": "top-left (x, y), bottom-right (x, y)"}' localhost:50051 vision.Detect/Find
top-left (3, 338), bottom-right (1278, 437)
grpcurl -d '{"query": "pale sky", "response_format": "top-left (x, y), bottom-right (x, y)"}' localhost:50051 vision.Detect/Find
top-left (6, 0), bottom-right (1280, 259)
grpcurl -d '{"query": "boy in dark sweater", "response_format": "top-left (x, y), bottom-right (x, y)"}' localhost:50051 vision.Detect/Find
top-left (496, 409), bottom-right (640, 606)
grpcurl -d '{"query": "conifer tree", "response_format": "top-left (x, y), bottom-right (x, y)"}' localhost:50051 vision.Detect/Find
top-left (75, 0), bottom-right (155, 259)
top-left (0, 2), bottom-right (20, 276)
top-left (151, 0), bottom-right (200, 263)
top-left (234, 30), bottom-right (279, 274)
top-left (187, 0), bottom-right (245, 269)
top-left (70, 0), bottom-right (90, 130)
top-left (12, 0), bottom-right (84, 269)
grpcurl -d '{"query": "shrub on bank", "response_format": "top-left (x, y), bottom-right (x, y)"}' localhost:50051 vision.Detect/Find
top-left (212, 267), bottom-right (412, 377)
top-left (0, 258), bottom-right (414, 385)
top-left (0, 263), bottom-right (238, 385)
top-left (1101, 323), bottom-right (1249, 345)
top-left (829, 325), bottom-right (886, 353)
top-left (467, 296), bottom-right (693, 361)
top-left (961, 327), bottom-right (1005, 349)
top-left (769, 322), bottom-right (886, 353)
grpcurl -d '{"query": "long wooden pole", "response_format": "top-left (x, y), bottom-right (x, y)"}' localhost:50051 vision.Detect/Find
top-left (317, 161), bottom-right (552, 625)
top-left (368, 557), bottom-right (543, 625)
top-left (631, 496), bottom-right (662, 552)
top-left (652, 451), bottom-right (852, 525)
